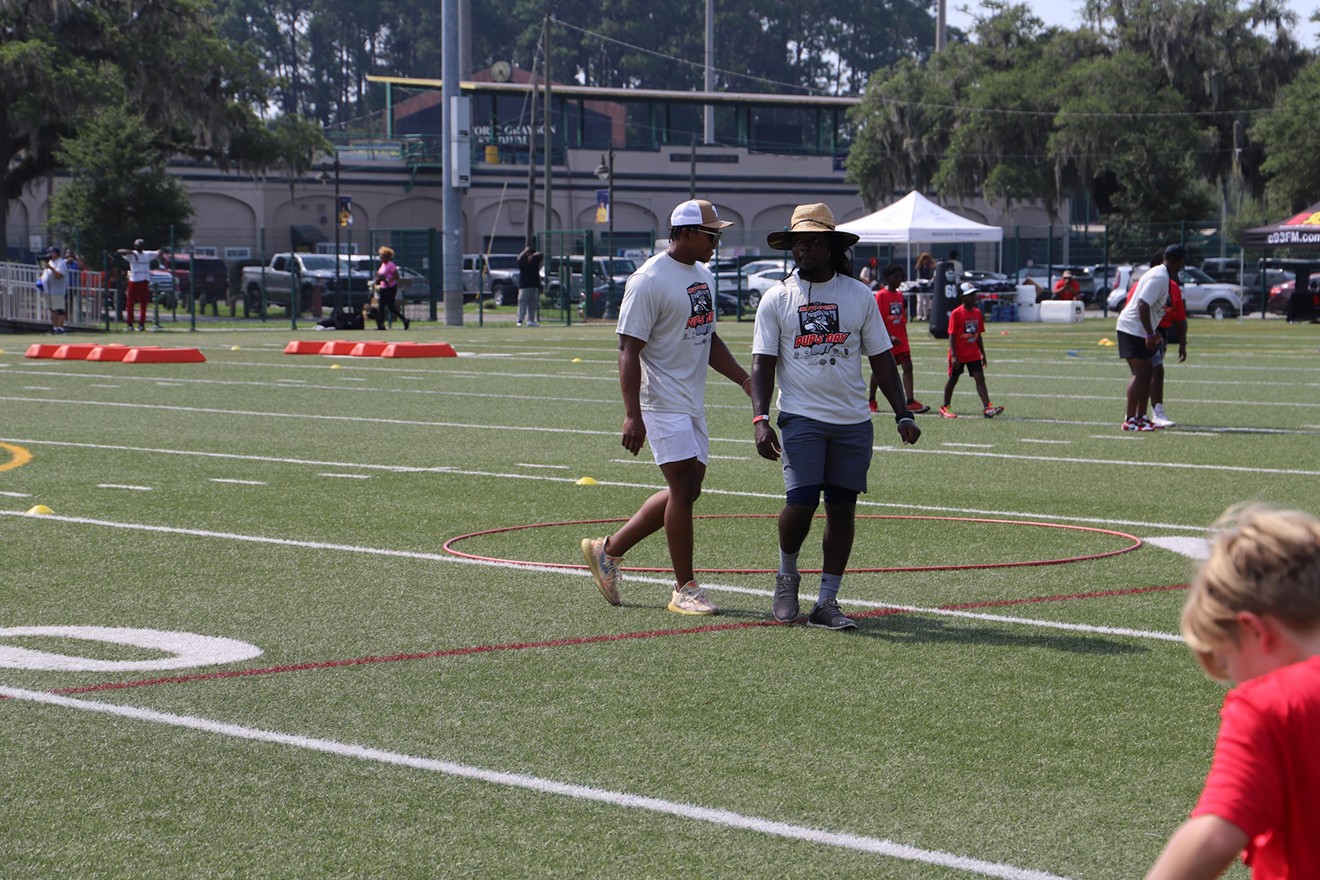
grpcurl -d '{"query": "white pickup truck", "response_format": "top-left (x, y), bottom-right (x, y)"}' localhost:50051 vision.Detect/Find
top-left (241, 253), bottom-right (371, 313)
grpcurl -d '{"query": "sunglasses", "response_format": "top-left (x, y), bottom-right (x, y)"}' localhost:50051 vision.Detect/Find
top-left (695, 228), bottom-right (722, 243)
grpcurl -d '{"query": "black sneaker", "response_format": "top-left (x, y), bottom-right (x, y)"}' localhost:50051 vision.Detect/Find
top-left (772, 573), bottom-right (801, 622)
top-left (807, 599), bottom-right (857, 631)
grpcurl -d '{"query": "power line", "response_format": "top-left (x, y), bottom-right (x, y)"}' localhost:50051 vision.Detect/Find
top-left (551, 17), bottom-right (823, 96)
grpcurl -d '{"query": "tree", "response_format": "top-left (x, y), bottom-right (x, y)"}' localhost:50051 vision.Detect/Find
top-left (49, 107), bottom-right (194, 261)
top-left (1251, 58), bottom-right (1320, 212)
top-left (1, 0), bottom-right (265, 253)
top-left (847, 0), bottom-right (1297, 224)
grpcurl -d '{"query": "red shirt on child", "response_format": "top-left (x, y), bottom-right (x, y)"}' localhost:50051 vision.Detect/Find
top-left (1192, 655), bottom-right (1320, 879)
top-left (874, 288), bottom-right (910, 356)
top-left (947, 303), bottom-right (984, 364)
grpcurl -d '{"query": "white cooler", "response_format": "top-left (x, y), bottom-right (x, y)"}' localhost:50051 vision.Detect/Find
top-left (1040, 300), bottom-right (1084, 323)
top-left (1016, 303), bottom-right (1040, 322)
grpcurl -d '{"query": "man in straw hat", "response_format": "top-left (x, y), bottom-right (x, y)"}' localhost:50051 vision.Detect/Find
top-left (581, 199), bottom-right (752, 616)
top-left (751, 203), bottom-right (921, 630)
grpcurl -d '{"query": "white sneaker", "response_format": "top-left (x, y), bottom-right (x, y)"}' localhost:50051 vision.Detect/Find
top-left (668, 582), bottom-right (718, 616)
top-left (1152, 406), bottom-right (1175, 428)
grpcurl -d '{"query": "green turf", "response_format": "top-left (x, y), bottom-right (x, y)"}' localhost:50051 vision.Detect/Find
top-left (3, 314), bottom-right (1310, 878)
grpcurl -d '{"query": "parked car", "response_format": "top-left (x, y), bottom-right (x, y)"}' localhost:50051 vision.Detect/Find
top-left (1267, 273), bottom-right (1320, 317)
top-left (462, 253), bottom-right (520, 306)
top-left (241, 253), bottom-right (371, 313)
top-left (541, 255), bottom-right (638, 318)
top-left (744, 267), bottom-right (792, 309)
top-left (706, 258), bottom-right (753, 315)
top-left (347, 257), bottom-right (430, 301)
top-left (1105, 264), bottom-right (1243, 317)
top-left (737, 258), bottom-right (793, 279)
top-left (156, 252), bottom-right (229, 310)
top-left (1201, 257), bottom-right (1244, 284)
top-left (1178, 266), bottom-right (1244, 317)
top-left (962, 269), bottom-right (1016, 294)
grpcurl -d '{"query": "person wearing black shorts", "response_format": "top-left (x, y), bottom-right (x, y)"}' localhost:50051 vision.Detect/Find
top-left (1115, 244), bottom-right (1184, 431)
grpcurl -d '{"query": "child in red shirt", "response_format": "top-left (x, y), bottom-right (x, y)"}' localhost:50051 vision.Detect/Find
top-left (939, 286), bottom-right (1003, 418)
top-left (868, 264), bottom-right (928, 415)
top-left (1146, 504), bottom-right (1320, 880)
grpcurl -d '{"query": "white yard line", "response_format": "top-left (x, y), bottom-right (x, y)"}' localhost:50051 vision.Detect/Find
top-left (209, 479), bottom-right (268, 486)
top-left (96, 484), bottom-right (153, 491)
top-left (0, 438), bottom-right (1219, 532)
top-left (4, 400), bottom-right (1316, 475)
top-left (0, 685), bottom-right (1070, 880)
top-left (0, 509), bottom-right (1182, 643)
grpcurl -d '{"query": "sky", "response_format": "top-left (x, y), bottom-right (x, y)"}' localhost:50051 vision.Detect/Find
top-left (943, 0), bottom-right (1320, 46)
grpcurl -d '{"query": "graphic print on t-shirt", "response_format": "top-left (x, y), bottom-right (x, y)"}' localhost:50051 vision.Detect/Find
top-left (962, 319), bottom-right (978, 338)
top-left (793, 302), bottom-right (851, 359)
top-left (887, 301), bottom-right (903, 321)
top-left (684, 281), bottom-right (716, 337)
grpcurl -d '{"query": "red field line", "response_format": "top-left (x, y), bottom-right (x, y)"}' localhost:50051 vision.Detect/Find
top-left (443, 515), bottom-right (1144, 574)
top-left (36, 582), bottom-right (1188, 699)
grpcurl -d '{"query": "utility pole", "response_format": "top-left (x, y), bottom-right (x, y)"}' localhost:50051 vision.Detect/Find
top-left (525, 56), bottom-right (539, 247)
top-left (542, 14), bottom-right (553, 241)
top-left (704, 0), bottom-right (715, 143)
top-left (442, 0), bottom-right (464, 325)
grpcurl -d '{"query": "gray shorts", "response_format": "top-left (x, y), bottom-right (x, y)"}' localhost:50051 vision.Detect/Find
top-left (778, 412), bottom-right (873, 494)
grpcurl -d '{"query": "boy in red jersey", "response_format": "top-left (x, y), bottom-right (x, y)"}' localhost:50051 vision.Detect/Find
top-left (939, 285), bottom-right (1003, 418)
top-left (1145, 504), bottom-right (1320, 880)
top-left (868, 263), bottom-right (928, 415)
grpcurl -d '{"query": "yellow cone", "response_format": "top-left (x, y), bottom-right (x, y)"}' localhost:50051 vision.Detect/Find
top-left (575, 476), bottom-right (598, 485)
top-left (230, 345), bottom-right (241, 351)
top-left (1098, 338), bottom-right (1115, 346)
top-left (330, 363), bottom-right (342, 369)
top-left (571, 357), bottom-right (583, 363)
top-left (27, 504), bottom-right (53, 515)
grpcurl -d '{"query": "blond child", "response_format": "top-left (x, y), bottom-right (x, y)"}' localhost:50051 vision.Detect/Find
top-left (1145, 504), bottom-right (1320, 880)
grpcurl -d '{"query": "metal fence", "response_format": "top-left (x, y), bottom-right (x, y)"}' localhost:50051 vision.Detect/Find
top-left (0, 261), bottom-right (106, 330)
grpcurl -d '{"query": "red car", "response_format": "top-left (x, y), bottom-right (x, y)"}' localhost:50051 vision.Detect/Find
top-left (1267, 273), bottom-right (1320, 317)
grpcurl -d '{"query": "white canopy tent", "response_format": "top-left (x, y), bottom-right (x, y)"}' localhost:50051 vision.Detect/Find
top-left (837, 190), bottom-right (1003, 271)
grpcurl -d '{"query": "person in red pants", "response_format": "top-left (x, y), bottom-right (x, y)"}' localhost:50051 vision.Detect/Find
top-left (116, 239), bottom-right (161, 331)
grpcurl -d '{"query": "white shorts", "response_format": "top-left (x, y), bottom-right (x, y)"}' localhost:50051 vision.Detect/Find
top-left (641, 411), bottom-right (709, 466)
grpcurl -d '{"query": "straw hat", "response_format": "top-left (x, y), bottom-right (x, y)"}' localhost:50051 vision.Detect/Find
top-left (767, 203), bottom-right (859, 250)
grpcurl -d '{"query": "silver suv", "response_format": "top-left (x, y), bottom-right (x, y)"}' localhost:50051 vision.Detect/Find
top-left (462, 253), bottom-right (521, 306)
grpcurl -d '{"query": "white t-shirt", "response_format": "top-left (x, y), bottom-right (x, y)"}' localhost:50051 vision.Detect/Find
top-left (125, 249), bottom-right (159, 283)
top-left (615, 252), bottom-right (718, 416)
top-left (752, 272), bottom-right (893, 424)
top-left (1117, 263), bottom-right (1170, 337)
top-left (44, 257), bottom-right (68, 298)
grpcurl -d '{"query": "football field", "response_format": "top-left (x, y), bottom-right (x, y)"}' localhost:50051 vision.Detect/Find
top-left (2, 315), bottom-right (1317, 878)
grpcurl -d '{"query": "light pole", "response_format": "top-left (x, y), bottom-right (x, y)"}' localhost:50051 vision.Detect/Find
top-left (594, 146), bottom-right (615, 315)
top-left (332, 154), bottom-right (341, 310)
